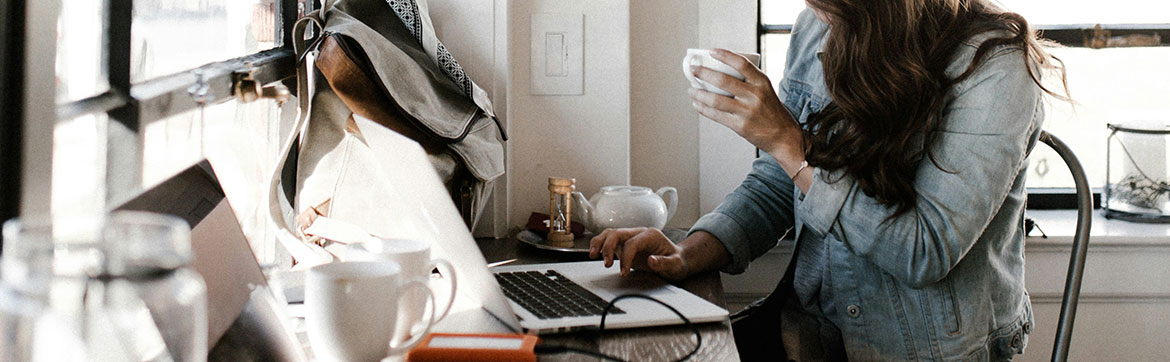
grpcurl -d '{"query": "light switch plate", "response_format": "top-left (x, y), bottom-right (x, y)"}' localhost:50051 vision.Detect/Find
top-left (530, 13), bottom-right (583, 95)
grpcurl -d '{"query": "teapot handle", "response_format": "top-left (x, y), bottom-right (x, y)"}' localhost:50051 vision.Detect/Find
top-left (655, 187), bottom-right (678, 224)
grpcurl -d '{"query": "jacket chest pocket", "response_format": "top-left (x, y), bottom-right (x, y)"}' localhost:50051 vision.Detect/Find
top-left (930, 279), bottom-right (963, 336)
top-left (781, 80), bottom-right (829, 127)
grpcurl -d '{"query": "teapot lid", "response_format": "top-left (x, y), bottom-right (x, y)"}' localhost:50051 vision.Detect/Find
top-left (600, 185), bottom-right (652, 194)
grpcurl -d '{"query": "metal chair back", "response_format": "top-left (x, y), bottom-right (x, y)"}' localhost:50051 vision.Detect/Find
top-left (1037, 131), bottom-right (1092, 362)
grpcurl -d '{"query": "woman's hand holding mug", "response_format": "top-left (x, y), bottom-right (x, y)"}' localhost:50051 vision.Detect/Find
top-left (685, 49), bottom-right (804, 166)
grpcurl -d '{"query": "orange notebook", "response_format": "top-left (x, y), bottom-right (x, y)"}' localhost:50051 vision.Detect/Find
top-left (406, 333), bottom-right (540, 362)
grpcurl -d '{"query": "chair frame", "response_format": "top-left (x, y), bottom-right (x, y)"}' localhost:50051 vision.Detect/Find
top-left (1037, 131), bottom-right (1092, 362)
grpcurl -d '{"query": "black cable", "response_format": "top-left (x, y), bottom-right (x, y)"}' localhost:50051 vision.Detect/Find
top-left (535, 293), bottom-right (704, 362)
top-left (533, 344), bottom-right (625, 362)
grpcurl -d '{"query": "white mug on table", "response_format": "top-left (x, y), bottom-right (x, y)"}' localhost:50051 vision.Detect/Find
top-left (305, 261), bottom-right (436, 362)
top-left (344, 238), bottom-right (458, 346)
top-left (682, 48), bottom-right (762, 96)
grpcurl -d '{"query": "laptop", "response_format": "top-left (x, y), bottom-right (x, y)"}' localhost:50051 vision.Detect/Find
top-left (346, 117), bottom-right (729, 334)
top-left (114, 160), bottom-right (307, 361)
top-left (486, 260), bottom-right (729, 334)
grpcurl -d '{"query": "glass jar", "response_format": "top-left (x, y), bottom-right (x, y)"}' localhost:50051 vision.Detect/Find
top-left (1105, 122), bottom-right (1170, 223)
top-left (1, 218), bottom-right (87, 362)
top-left (0, 212), bottom-right (208, 362)
top-left (88, 211), bottom-right (208, 362)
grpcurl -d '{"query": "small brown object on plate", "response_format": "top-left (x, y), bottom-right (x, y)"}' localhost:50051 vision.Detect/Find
top-left (548, 231), bottom-right (575, 247)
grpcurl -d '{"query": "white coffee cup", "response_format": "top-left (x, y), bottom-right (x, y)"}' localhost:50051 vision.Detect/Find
top-left (682, 48), bottom-right (762, 96)
top-left (343, 238), bottom-right (457, 346)
top-left (305, 261), bottom-right (435, 362)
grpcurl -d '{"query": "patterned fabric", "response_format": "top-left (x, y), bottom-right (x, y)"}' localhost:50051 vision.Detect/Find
top-left (437, 42), bottom-right (473, 97)
top-left (386, 0), bottom-right (473, 98)
top-left (387, 0), bottom-right (422, 43)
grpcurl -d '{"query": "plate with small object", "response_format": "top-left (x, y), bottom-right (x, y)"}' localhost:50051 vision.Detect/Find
top-left (515, 230), bottom-right (593, 253)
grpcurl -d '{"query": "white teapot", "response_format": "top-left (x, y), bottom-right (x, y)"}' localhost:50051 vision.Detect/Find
top-left (571, 185), bottom-right (678, 234)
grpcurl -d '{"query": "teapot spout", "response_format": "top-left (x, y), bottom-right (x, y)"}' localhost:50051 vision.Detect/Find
top-left (570, 191), bottom-right (593, 232)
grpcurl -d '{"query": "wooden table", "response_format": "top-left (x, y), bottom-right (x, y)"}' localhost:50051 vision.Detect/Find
top-left (457, 231), bottom-right (741, 362)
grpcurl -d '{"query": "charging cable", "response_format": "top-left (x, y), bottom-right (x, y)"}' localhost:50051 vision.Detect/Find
top-left (533, 293), bottom-right (703, 362)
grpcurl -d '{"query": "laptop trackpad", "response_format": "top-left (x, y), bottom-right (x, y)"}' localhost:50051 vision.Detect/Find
top-left (586, 272), bottom-right (678, 297)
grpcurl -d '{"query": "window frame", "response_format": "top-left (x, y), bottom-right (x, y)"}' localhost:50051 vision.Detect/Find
top-left (1, 0), bottom-right (27, 248)
top-left (4, 0), bottom-right (311, 252)
top-left (54, 0), bottom-right (307, 208)
top-left (758, 6), bottom-right (1169, 210)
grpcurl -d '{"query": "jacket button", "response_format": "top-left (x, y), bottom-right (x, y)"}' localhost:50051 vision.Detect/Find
top-left (846, 304), bottom-right (861, 318)
top-left (1010, 334), bottom-right (1023, 349)
top-left (1023, 321), bottom-right (1033, 334)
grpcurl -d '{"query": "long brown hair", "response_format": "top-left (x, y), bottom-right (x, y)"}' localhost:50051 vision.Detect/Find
top-left (801, 0), bottom-right (1068, 217)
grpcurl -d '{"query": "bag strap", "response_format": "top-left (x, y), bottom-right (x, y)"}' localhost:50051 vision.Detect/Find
top-left (266, 9), bottom-right (336, 267)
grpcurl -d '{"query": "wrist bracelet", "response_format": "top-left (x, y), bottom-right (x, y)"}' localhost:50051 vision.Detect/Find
top-left (792, 160), bottom-right (809, 179)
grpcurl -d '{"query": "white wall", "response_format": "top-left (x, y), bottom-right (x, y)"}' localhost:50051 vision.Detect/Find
top-left (435, 0), bottom-right (757, 231)
top-left (22, 0), bottom-right (58, 217)
top-left (428, 0), bottom-right (510, 237)
top-left (629, 0), bottom-right (758, 229)
top-left (505, 0), bottom-right (632, 229)
top-left (629, 0), bottom-right (702, 228)
top-left (694, 1), bottom-right (759, 216)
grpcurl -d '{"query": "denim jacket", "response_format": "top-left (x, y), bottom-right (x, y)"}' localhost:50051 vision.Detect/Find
top-left (691, 9), bottom-right (1042, 361)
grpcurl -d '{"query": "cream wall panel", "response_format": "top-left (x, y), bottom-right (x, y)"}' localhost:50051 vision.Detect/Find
top-left (629, 0), bottom-right (701, 228)
top-left (507, 0), bottom-right (632, 229)
top-left (696, 0), bottom-right (758, 216)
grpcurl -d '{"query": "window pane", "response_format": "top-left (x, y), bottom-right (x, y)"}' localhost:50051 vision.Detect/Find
top-left (141, 105), bottom-right (205, 187)
top-left (132, 0), bottom-right (278, 83)
top-left (56, 0), bottom-right (108, 103)
top-left (760, 1), bottom-right (807, 25)
top-left (997, 0), bottom-right (1170, 25)
top-left (202, 97), bottom-right (295, 265)
top-left (53, 114), bottom-right (106, 219)
top-left (761, 33), bottom-right (792, 77)
top-left (141, 95), bottom-right (290, 257)
top-left (1027, 47), bottom-right (1170, 189)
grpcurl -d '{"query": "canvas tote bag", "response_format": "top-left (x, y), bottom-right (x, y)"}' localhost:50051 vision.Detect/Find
top-left (267, 0), bottom-right (504, 265)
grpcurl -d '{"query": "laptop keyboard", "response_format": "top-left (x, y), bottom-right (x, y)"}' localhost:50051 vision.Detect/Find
top-left (494, 270), bottom-right (625, 320)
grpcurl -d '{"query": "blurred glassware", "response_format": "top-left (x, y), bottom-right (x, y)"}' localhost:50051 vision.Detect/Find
top-left (89, 211), bottom-right (208, 362)
top-left (1, 219), bottom-right (87, 362)
top-left (1, 212), bottom-right (208, 362)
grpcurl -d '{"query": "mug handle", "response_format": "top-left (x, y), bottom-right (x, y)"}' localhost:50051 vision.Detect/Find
top-left (682, 53), bottom-right (704, 89)
top-left (656, 187), bottom-right (678, 224)
top-left (428, 258), bottom-right (458, 322)
top-left (387, 280), bottom-right (436, 355)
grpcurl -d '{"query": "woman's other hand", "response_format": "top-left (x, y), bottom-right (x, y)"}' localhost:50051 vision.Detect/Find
top-left (589, 227), bottom-right (689, 281)
top-left (688, 49), bottom-right (803, 159)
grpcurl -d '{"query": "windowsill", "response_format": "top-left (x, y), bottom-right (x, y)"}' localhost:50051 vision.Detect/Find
top-left (1025, 209), bottom-right (1170, 246)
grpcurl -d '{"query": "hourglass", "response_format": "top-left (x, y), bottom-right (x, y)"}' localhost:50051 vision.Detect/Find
top-left (547, 177), bottom-right (576, 247)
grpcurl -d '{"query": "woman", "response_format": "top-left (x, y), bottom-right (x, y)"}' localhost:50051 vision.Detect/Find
top-left (590, 0), bottom-right (1067, 360)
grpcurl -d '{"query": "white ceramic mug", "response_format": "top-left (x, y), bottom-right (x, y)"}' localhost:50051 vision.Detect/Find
top-left (682, 48), bottom-right (762, 96)
top-left (343, 238), bottom-right (457, 346)
top-left (305, 261), bottom-right (435, 362)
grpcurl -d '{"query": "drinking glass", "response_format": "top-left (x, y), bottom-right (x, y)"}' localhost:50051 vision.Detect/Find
top-left (1, 212), bottom-right (208, 362)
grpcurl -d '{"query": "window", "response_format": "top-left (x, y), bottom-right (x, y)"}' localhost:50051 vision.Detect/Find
top-left (50, 0), bottom-right (308, 262)
top-left (759, 2), bottom-right (1170, 208)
